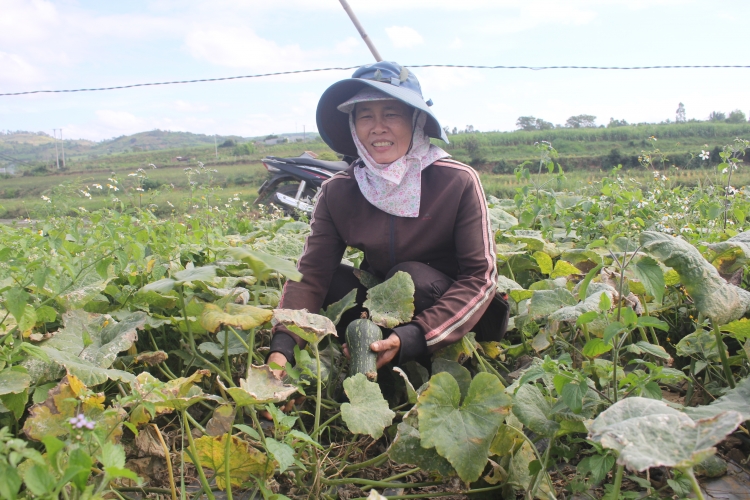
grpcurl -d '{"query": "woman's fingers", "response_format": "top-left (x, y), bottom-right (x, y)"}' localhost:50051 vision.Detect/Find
top-left (372, 333), bottom-right (401, 369)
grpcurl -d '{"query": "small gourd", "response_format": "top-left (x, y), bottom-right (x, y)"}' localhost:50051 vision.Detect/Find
top-left (345, 318), bottom-right (383, 381)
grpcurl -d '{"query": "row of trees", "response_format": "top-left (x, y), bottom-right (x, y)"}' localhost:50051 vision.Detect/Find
top-left (516, 114), bottom-right (598, 131)
top-left (515, 104), bottom-right (749, 132)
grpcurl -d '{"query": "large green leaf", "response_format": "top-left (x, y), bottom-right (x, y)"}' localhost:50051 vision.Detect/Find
top-left (24, 310), bottom-right (145, 385)
top-left (432, 358), bottom-right (471, 401)
top-left (528, 288), bottom-right (578, 320)
top-left (548, 283), bottom-right (615, 324)
top-left (488, 206), bottom-right (518, 232)
top-left (320, 288), bottom-right (358, 325)
top-left (201, 303), bottom-right (273, 333)
top-left (588, 397), bottom-right (743, 471)
top-left (273, 308), bottom-right (337, 345)
top-left (388, 411), bottom-right (455, 476)
top-left (219, 364), bottom-right (298, 407)
top-left (173, 265), bottom-right (217, 284)
top-left (198, 331), bottom-right (247, 359)
top-left (0, 369), bottom-right (31, 396)
top-left (640, 231), bottom-right (750, 324)
top-left (363, 271), bottom-right (415, 328)
top-left (226, 247), bottom-right (302, 282)
top-left (632, 256), bottom-right (665, 303)
top-left (675, 329), bottom-right (721, 362)
top-left (418, 372), bottom-right (511, 483)
top-left (684, 376), bottom-right (750, 421)
top-left (340, 373), bottom-right (395, 439)
top-left (512, 384), bottom-right (560, 437)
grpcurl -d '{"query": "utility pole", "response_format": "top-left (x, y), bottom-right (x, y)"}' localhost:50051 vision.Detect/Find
top-left (214, 135), bottom-right (218, 159)
top-left (60, 128), bottom-right (65, 168)
top-left (338, 0), bottom-right (382, 62)
top-left (303, 125), bottom-right (306, 142)
top-left (52, 129), bottom-right (60, 169)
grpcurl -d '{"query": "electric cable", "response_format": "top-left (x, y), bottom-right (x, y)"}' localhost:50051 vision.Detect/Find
top-left (1, 64), bottom-right (749, 97)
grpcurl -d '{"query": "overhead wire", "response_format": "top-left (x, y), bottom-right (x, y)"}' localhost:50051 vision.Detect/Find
top-left (2, 64), bottom-right (750, 97)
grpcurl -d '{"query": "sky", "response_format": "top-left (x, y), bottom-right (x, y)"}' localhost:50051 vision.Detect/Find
top-left (1, 0), bottom-right (749, 142)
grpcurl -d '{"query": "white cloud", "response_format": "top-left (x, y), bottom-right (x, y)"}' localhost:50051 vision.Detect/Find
top-left (184, 27), bottom-right (307, 71)
top-left (385, 26), bottom-right (424, 48)
top-left (173, 101), bottom-right (210, 112)
top-left (335, 37), bottom-right (361, 54)
top-left (416, 67), bottom-right (485, 93)
top-left (0, 52), bottom-right (43, 84)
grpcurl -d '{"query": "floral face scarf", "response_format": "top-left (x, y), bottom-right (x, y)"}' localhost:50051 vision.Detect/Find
top-left (347, 92), bottom-right (449, 218)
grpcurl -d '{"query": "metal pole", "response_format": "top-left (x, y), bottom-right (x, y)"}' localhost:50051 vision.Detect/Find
top-left (60, 128), bottom-right (65, 168)
top-left (53, 129), bottom-right (60, 169)
top-left (338, 0), bottom-right (383, 62)
top-left (214, 135), bottom-right (218, 158)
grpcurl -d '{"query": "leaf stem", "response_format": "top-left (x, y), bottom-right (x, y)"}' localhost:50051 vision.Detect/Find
top-left (341, 452), bottom-right (389, 472)
top-left (682, 467), bottom-right (706, 500)
top-left (311, 343), bottom-right (323, 439)
top-left (151, 424), bottom-right (178, 500)
top-left (181, 410), bottom-right (216, 500)
top-left (712, 320), bottom-right (736, 389)
top-left (610, 464), bottom-right (624, 500)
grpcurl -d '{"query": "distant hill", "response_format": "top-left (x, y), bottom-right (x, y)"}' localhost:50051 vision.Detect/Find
top-left (0, 129), bottom-right (320, 169)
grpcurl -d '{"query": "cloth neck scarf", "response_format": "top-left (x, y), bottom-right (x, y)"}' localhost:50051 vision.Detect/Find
top-left (350, 109), bottom-right (449, 217)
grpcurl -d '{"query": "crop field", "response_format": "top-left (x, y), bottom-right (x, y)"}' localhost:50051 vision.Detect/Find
top-left (0, 138), bottom-right (749, 500)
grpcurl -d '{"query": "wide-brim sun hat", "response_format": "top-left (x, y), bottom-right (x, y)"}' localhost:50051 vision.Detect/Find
top-left (316, 61), bottom-right (449, 157)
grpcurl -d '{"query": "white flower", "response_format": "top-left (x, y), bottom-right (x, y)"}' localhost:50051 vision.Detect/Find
top-left (722, 168), bottom-right (728, 174)
top-left (661, 175), bottom-right (668, 181)
top-left (727, 186), bottom-right (737, 195)
top-left (41, 195), bottom-right (51, 202)
top-left (93, 183), bottom-right (103, 189)
top-left (149, 163), bottom-right (156, 169)
top-left (225, 204), bottom-right (230, 208)
top-left (653, 171), bottom-right (659, 179)
top-left (167, 201), bottom-right (174, 208)
top-left (128, 173), bottom-right (138, 177)
top-left (136, 188), bottom-right (144, 192)
top-left (700, 150), bottom-right (710, 161)
top-left (680, 226), bottom-right (692, 234)
top-left (78, 207), bottom-right (87, 212)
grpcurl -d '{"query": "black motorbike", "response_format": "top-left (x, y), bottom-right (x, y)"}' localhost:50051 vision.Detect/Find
top-left (255, 154), bottom-right (350, 214)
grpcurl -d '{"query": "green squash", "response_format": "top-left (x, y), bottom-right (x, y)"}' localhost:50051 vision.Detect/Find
top-left (345, 318), bottom-right (382, 381)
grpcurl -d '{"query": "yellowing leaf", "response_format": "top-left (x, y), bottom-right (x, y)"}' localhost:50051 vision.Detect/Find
top-left (219, 365), bottom-right (298, 407)
top-left (23, 374), bottom-right (125, 442)
top-left (200, 303), bottom-right (273, 333)
top-left (187, 434), bottom-right (271, 489)
top-left (532, 252), bottom-right (553, 275)
top-left (550, 260), bottom-right (580, 279)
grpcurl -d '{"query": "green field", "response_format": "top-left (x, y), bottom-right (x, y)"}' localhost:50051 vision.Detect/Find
top-left (2, 122), bottom-right (749, 219)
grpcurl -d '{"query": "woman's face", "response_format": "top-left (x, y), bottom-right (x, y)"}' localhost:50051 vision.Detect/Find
top-left (354, 100), bottom-right (413, 164)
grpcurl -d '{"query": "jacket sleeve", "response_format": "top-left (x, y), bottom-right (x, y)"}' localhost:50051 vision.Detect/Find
top-left (395, 167), bottom-right (497, 361)
top-left (269, 180), bottom-right (348, 362)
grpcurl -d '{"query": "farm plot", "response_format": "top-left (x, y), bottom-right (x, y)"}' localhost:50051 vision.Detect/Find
top-left (0, 140), bottom-right (749, 499)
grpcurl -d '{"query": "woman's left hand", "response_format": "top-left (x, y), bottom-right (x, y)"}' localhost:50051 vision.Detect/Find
top-left (370, 333), bottom-right (401, 369)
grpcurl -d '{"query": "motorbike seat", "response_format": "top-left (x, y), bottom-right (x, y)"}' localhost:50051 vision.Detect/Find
top-left (265, 156), bottom-right (350, 172)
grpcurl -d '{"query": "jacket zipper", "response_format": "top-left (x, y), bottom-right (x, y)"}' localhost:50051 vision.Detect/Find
top-left (389, 215), bottom-right (396, 268)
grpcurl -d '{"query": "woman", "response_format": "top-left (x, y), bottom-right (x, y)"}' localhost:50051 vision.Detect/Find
top-left (268, 61), bottom-right (507, 373)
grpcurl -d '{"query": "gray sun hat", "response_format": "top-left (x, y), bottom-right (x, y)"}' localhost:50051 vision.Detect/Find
top-left (316, 61), bottom-right (449, 156)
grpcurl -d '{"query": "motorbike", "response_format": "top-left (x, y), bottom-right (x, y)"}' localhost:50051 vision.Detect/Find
top-left (255, 154), bottom-right (350, 213)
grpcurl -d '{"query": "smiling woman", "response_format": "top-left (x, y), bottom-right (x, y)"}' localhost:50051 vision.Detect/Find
top-left (268, 61), bottom-right (509, 378)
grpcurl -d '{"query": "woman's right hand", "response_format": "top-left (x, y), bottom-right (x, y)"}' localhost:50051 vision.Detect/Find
top-left (267, 352), bottom-right (288, 380)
